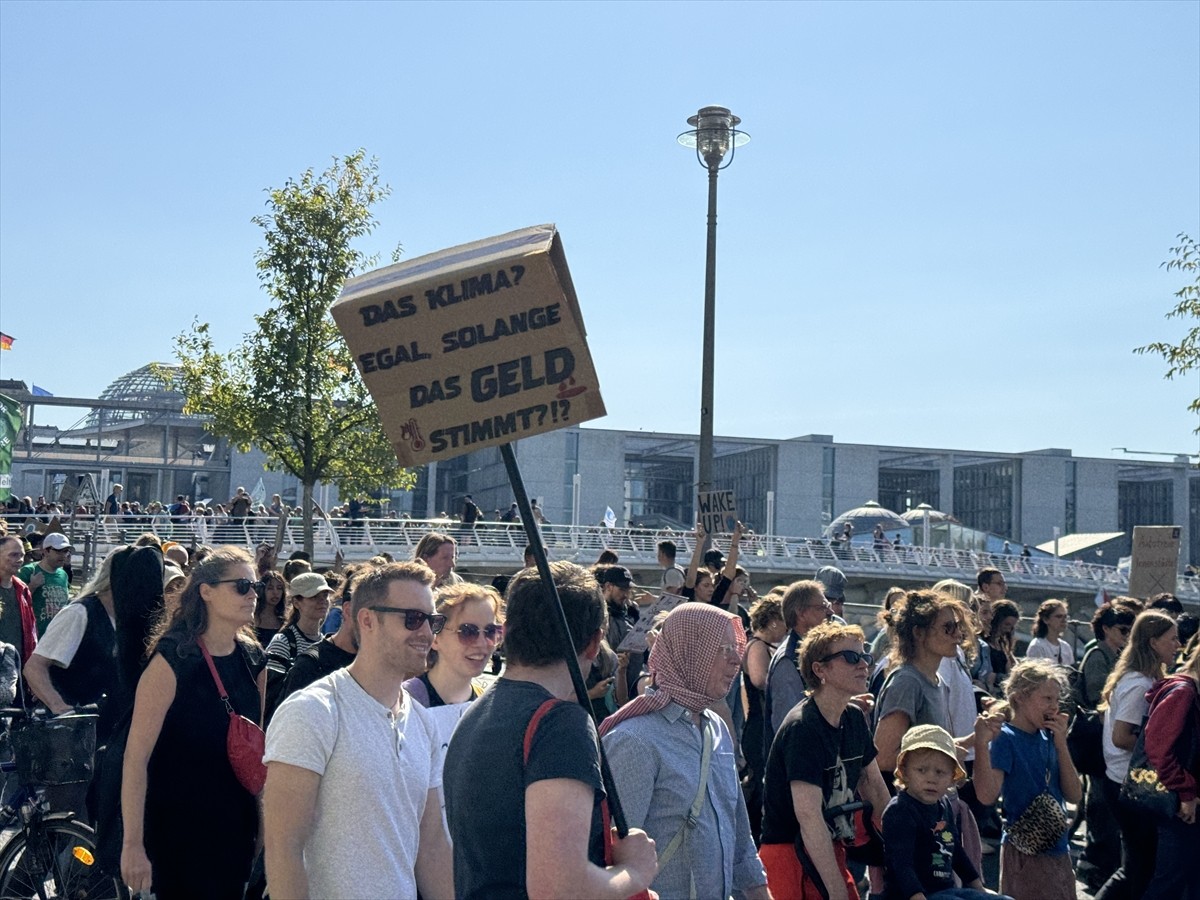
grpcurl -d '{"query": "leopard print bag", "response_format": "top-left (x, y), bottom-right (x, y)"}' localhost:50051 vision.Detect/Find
top-left (1006, 737), bottom-right (1069, 856)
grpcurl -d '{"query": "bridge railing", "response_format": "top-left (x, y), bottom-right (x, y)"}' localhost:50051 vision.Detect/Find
top-left (7, 513), bottom-right (1195, 602)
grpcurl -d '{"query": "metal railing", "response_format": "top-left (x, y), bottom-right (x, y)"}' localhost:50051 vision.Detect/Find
top-left (10, 513), bottom-right (1195, 603)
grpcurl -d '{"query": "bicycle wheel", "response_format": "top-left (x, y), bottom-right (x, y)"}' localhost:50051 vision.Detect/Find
top-left (0, 818), bottom-right (120, 900)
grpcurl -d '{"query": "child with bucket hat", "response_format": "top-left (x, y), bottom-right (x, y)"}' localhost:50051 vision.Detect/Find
top-left (882, 725), bottom-right (1006, 900)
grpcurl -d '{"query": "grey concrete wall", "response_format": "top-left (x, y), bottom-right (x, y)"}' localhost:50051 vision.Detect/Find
top-left (577, 429), bottom-right (626, 526)
top-left (834, 446), bottom-right (880, 518)
top-left (1075, 459), bottom-right (1120, 534)
top-left (775, 441), bottom-right (824, 537)
top-left (1019, 456), bottom-right (1067, 545)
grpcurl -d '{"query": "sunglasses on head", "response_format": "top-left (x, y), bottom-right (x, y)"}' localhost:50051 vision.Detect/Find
top-left (818, 649), bottom-right (873, 667)
top-left (453, 623), bottom-right (504, 644)
top-left (367, 607), bottom-right (447, 634)
top-left (212, 578), bottom-right (265, 596)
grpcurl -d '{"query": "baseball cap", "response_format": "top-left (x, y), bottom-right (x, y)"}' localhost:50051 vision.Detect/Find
top-left (595, 565), bottom-right (633, 589)
top-left (163, 563), bottom-right (186, 590)
top-left (814, 565), bottom-right (847, 600)
top-left (897, 724), bottom-right (966, 782)
top-left (702, 549), bottom-right (726, 569)
top-left (42, 533), bottom-right (72, 551)
top-left (290, 572), bottom-right (332, 598)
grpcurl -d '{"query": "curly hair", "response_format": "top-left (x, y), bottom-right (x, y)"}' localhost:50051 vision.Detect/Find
top-left (1004, 657), bottom-right (1067, 704)
top-left (879, 589), bottom-right (970, 665)
top-left (798, 621), bottom-right (867, 691)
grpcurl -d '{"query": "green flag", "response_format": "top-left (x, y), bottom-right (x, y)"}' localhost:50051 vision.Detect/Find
top-left (0, 393), bottom-right (22, 502)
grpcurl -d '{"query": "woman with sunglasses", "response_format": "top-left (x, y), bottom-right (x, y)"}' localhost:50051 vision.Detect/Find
top-left (404, 583), bottom-right (504, 708)
top-left (759, 622), bottom-right (891, 900)
top-left (121, 547), bottom-right (266, 900)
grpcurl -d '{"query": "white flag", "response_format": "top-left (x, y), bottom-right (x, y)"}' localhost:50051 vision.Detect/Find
top-left (603, 506), bottom-right (617, 529)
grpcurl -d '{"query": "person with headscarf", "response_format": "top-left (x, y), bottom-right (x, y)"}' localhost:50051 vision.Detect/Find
top-left (600, 604), bottom-right (769, 900)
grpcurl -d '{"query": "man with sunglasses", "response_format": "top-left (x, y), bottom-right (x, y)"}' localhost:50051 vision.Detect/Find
top-left (263, 561), bottom-right (453, 900)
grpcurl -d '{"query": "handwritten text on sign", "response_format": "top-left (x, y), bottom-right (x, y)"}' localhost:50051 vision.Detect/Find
top-left (697, 490), bottom-right (738, 535)
top-left (331, 225), bottom-right (606, 467)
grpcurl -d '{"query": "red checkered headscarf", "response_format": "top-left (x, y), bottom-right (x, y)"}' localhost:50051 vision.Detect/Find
top-left (598, 603), bottom-right (746, 736)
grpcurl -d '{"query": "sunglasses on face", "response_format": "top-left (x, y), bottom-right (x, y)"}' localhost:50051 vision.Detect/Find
top-left (212, 578), bottom-right (266, 596)
top-left (453, 623), bottom-right (504, 644)
top-left (941, 620), bottom-right (965, 635)
top-left (367, 607), bottom-right (447, 634)
top-left (818, 649), bottom-right (874, 667)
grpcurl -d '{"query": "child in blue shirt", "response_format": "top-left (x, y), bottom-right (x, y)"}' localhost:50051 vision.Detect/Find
top-left (973, 658), bottom-right (1082, 900)
top-left (882, 724), bottom-right (1000, 900)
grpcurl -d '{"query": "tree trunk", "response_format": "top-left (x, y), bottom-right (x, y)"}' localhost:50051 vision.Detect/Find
top-left (302, 480), bottom-right (315, 559)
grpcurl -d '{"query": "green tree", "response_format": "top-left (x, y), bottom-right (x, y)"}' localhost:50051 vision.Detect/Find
top-left (172, 150), bottom-right (412, 556)
top-left (1135, 233), bottom-right (1200, 433)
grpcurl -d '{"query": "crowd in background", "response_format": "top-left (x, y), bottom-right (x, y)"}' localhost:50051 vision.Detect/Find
top-left (0, 510), bottom-right (1196, 900)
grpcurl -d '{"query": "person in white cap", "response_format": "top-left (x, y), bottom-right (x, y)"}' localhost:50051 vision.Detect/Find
top-left (19, 532), bottom-right (72, 634)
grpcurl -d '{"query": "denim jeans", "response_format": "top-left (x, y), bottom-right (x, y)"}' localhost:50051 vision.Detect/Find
top-left (1142, 815), bottom-right (1199, 900)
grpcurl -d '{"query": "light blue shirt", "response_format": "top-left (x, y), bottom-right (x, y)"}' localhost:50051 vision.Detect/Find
top-left (602, 699), bottom-right (767, 900)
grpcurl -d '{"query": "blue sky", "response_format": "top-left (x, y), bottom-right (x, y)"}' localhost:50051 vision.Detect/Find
top-left (1, 0), bottom-right (1197, 462)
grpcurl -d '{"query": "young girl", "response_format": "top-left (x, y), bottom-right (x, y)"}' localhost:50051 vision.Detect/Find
top-left (883, 725), bottom-right (1001, 900)
top-left (972, 658), bottom-right (1082, 900)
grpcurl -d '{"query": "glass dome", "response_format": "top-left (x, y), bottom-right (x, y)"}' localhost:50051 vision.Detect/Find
top-left (84, 363), bottom-right (187, 427)
top-left (823, 500), bottom-right (909, 538)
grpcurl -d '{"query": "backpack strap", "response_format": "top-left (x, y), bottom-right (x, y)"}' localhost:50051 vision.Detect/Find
top-left (654, 716), bottom-right (715, 900)
top-left (523, 698), bottom-right (565, 763)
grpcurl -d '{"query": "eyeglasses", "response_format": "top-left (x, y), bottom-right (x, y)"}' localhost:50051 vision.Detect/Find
top-left (211, 578), bottom-right (265, 596)
top-left (818, 649), bottom-right (874, 667)
top-left (941, 620), bottom-right (965, 635)
top-left (716, 643), bottom-right (743, 661)
top-left (367, 607), bottom-right (447, 634)
top-left (454, 623), bottom-right (504, 644)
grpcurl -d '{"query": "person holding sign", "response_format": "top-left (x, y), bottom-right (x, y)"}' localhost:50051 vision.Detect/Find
top-left (444, 562), bottom-right (657, 899)
top-left (600, 604), bottom-right (769, 900)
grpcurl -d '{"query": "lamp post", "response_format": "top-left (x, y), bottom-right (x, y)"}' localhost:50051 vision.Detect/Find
top-left (678, 106), bottom-right (749, 512)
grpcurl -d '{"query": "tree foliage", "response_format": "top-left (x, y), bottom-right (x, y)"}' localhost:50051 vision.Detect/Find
top-left (1135, 233), bottom-right (1200, 433)
top-left (171, 150), bottom-right (412, 553)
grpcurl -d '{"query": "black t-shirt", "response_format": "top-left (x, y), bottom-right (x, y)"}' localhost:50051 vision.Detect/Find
top-left (760, 696), bottom-right (876, 845)
top-left (445, 679), bottom-right (605, 900)
top-left (882, 791), bottom-right (979, 900)
top-left (280, 635), bottom-right (355, 700)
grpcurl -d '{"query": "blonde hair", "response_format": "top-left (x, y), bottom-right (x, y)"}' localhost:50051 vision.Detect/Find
top-left (1004, 657), bottom-right (1067, 706)
top-left (1101, 610), bottom-right (1177, 708)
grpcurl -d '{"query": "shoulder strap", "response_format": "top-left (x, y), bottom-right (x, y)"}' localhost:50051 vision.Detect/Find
top-left (656, 717), bottom-right (715, 879)
top-left (523, 698), bottom-right (565, 763)
top-left (198, 638), bottom-right (235, 716)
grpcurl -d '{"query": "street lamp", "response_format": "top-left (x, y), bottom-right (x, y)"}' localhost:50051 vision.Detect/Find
top-left (678, 106), bottom-right (749, 512)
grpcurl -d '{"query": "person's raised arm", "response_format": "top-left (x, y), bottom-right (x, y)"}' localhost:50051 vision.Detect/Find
top-left (970, 711), bottom-right (1004, 806)
top-left (1045, 711), bottom-right (1082, 804)
top-left (683, 522), bottom-right (707, 590)
top-left (263, 762), bottom-right (320, 899)
top-left (720, 522), bottom-right (745, 611)
top-left (120, 654), bottom-right (176, 897)
top-left (414, 786), bottom-right (455, 899)
top-left (525, 778), bottom-right (657, 899)
top-left (791, 780), bottom-right (849, 900)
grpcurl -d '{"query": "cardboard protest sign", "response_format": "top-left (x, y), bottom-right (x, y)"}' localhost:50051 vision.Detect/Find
top-left (617, 593), bottom-right (686, 653)
top-left (1127, 525), bottom-right (1180, 598)
top-left (697, 490), bottom-right (738, 535)
top-left (332, 225), bottom-right (606, 466)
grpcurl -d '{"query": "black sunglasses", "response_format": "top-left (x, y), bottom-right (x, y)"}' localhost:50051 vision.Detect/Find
top-left (211, 578), bottom-right (265, 596)
top-left (454, 623), bottom-right (505, 644)
top-left (818, 649), bottom-right (874, 667)
top-left (367, 607), bottom-right (447, 634)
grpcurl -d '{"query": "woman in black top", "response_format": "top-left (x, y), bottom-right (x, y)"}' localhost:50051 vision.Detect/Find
top-left (986, 600), bottom-right (1021, 692)
top-left (121, 547), bottom-right (266, 899)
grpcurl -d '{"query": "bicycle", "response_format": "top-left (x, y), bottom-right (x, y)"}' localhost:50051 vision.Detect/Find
top-left (0, 707), bottom-right (119, 900)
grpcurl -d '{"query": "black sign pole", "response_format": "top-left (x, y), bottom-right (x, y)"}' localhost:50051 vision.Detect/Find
top-left (499, 441), bottom-right (630, 837)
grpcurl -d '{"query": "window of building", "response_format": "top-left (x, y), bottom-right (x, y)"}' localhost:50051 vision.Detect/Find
top-left (878, 468), bottom-right (940, 514)
top-left (713, 445), bottom-right (774, 532)
top-left (624, 437), bottom-right (695, 528)
top-left (1065, 461), bottom-right (1077, 535)
top-left (1118, 479), bottom-right (1174, 531)
top-left (822, 447), bottom-right (836, 527)
top-left (953, 460), bottom-right (1015, 538)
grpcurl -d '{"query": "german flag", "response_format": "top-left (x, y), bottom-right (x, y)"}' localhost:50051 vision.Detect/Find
top-left (0, 333), bottom-right (13, 351)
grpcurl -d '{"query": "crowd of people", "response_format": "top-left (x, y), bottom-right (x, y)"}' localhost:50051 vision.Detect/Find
top-left (0, 513), bottom-right (1196, 900)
